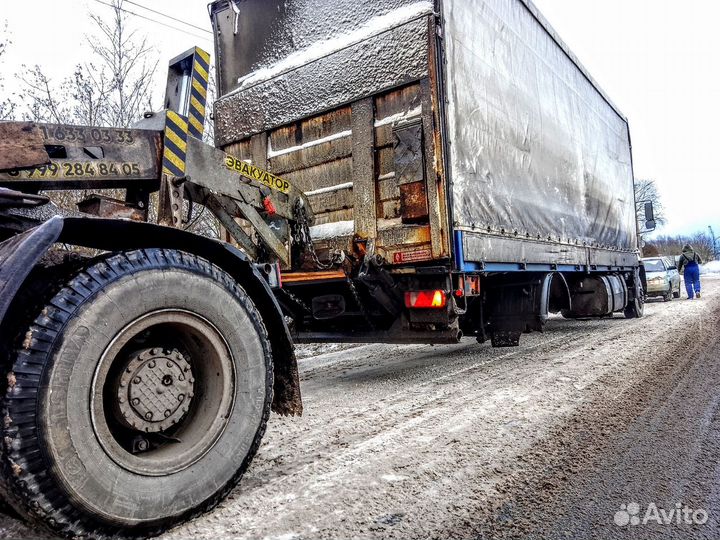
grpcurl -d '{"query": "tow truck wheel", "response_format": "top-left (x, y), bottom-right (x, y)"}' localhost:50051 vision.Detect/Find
top-left (0, 249), bottom-right (273, 539)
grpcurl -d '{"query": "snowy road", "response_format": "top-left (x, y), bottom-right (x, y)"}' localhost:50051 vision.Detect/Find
top-left (2, 277), bottom-right (719, 539)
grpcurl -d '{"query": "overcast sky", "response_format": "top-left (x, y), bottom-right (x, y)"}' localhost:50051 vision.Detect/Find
top-left (1, 1), bottom-right (718, 239)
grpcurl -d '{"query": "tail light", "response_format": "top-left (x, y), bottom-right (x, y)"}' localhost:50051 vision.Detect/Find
top-left (404, 290), bottom-right (447, 309)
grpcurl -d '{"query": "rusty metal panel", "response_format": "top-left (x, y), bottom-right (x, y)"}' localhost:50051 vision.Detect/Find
top-left (392, 122), bottom-right (425, 186)
top-left (210, 0), bottom-right (432, 97)
top-left (0, 123), bottom-right (162, 189)
top-left (213, 15), bottom-right (431, 146)
top-left (76, 195), bottom-right (146, 221)
top-left (0, 123), bottom-right (49, 171)
top-left (399, 181), bottom-right (429, 223)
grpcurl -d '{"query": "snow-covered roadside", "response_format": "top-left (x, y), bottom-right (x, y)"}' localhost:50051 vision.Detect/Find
top-left (701, 260), bottom-right (720, 274)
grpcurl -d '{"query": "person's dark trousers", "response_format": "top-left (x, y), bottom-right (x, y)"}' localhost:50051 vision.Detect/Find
top-left (684, 262), bottom-right (701, 298)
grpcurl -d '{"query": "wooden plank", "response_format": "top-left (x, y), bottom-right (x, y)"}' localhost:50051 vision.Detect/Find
top-left (380, 199), bottom-right (401, 220)
top-left (351, 98), bottom-right (376, 239)
top-left (375, 83), bottom-right (422, 122)
top-left (307, 186), bottom-right (354, 214)
top-left (283, 157), bottom-right (353, 193)
top-left (269, 137), bottom-right (352, 175)
top-left (269, 106), bottom-right (351, 153)
top-left (223, 138), bottom-right (252, 161)
top-left (313, 208), bottom-right (354, 226)
top-left (250, 133), bottom-right (268, 169)
top-left (0, 123), bottom-right (49, 171)
top-left (377, 176), bottom-right (399, 202)
top-left (375, 146), bottom-right (395, 177)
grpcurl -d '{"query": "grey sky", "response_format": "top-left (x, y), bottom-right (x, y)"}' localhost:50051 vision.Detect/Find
top-left (1, 0), bottom-right (717, 238)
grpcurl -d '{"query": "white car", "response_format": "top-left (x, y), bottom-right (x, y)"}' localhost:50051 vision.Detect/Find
top-left (642, 256), bottom-right (681, 301)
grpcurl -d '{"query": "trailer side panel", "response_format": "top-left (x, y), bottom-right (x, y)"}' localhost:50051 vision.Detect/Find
top-left (443, 0), bottom-right (637, 268)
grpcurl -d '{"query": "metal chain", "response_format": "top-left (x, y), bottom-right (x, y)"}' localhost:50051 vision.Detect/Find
top-left (290, 200), bottom-right (374, 328)
top-left (279, 287), bottom-right (313, 315)
top-left (346, 274), bottom-right (375, 330)
top-left (292, 200), bottom-right (335, 270)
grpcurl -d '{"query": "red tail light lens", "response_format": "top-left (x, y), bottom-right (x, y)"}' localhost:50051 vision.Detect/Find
top-left (404, 290), bottom-right (447, 309)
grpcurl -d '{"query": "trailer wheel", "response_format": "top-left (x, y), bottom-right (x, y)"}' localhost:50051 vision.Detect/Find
top-left (624, 290), bottom-right (645, 318)
top-left (0, 249), bottom-right (273, 539)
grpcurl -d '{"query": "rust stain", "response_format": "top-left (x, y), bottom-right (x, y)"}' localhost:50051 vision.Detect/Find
top-left (10, 460), bottom-right (22, 477)
top-left (6, 371), bottom-right (16, 388)
top-left (400, 181), bottom-right (429, 223)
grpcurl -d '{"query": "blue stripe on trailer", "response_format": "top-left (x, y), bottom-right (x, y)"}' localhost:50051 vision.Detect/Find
top-left (453, 230), bottom-right (635, 274)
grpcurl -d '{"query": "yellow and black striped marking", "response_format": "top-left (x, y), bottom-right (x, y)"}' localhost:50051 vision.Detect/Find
top-left (188, 47), bottom-right (210, 140)
top-left (162, 110), bottom-right (189, 177)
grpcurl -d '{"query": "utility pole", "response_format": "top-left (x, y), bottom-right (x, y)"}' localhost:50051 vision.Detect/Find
top-left (709, 226), bottom-right (718, 260)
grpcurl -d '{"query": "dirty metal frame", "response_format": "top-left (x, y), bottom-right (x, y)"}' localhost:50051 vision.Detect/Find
top-left (0, 47), bottom-right (313, 268)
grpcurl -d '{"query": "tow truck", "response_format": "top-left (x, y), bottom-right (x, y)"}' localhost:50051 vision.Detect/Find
top-left (0, 47), bottom-right (313, 538)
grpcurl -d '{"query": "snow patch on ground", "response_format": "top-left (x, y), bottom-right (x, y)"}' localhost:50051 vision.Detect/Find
top-left (295, 342), bottom-right (362, 360)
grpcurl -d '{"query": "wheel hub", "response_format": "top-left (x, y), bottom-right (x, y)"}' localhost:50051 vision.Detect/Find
top-left (116, 348), bottom-right (194, 432)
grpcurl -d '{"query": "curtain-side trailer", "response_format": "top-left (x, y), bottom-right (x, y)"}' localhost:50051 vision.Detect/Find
top-left (210, 0), bottom-right (647, 346)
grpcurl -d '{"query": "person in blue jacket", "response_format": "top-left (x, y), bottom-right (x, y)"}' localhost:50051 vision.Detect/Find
top-left (678, 244), bottom-right (703, 299)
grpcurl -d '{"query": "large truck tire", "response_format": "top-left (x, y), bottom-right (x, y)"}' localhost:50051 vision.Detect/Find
top-left (0, 249), bottom-right (273, 539)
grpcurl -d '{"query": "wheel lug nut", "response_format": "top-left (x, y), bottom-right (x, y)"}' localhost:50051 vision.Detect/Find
top-left (167, 361), bottom-right (173, 368)
top-left (148, 360), bottom-right (156, 368)
top-left (178, 375), bottom-right (185, 381)
top-left (133, 376), bottom-right (141, 384)
top-left (164, 410), bottom-right (171, 418)
top-left (178, 394), bottom-right (185, 402)
top-left (145, 412), bottom-right (153, 420)
top-left (132, 398), bottom-right (140, 405)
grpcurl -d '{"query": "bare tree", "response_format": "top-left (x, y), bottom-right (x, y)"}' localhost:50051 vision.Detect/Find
top-left (0, 23), bottom-right (17, 120)
top-left (88, 0), bottom-right (157, 127)
top-left (647, 231), bottom-right (714, 262)
top-left (634, 179), bottom-right (666, 248)
top-left (18, 0), bottom-right (157, 127)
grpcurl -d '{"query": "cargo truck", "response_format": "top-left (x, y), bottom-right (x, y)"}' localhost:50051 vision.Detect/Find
top-left (211, 0), bottom-right (649, 347)
top-left (0, 0), bottom-right (651, 537)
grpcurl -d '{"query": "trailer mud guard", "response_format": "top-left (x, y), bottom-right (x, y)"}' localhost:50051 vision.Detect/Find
top-left (0, 217), bottom-right (63, 323)
top-left (0, 216), bottom-right (302, 416)
top-left (483, 272), bottom-right (567, 347)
